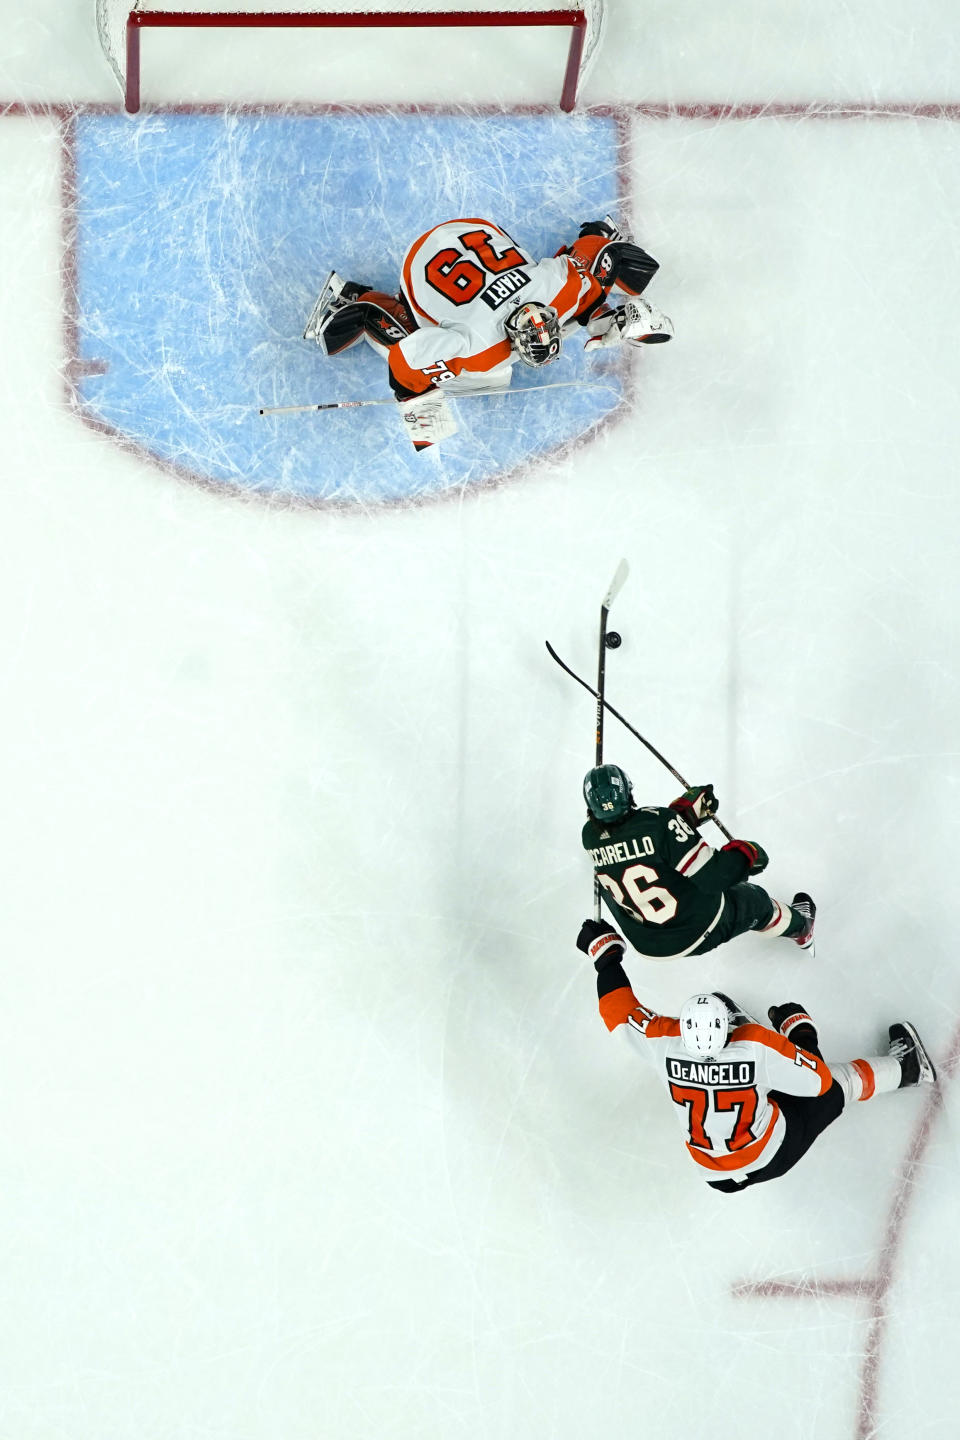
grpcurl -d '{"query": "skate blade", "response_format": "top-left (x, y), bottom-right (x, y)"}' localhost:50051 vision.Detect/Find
top-left (898, 1021), bottom-right (937, 1084)
top-left (302, 270), bottom-right (339, 342)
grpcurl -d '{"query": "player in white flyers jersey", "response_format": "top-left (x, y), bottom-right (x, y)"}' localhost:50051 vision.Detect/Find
top-left (303, 216), bottom-right (672, 444)
top-left (576, 919), bottom-right (937, 1192)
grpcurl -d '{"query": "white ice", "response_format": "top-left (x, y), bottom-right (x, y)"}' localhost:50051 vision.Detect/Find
top-left (1, 4), bottom-right (960, 1438)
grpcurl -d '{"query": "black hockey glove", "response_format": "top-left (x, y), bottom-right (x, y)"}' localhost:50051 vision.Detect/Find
top-left (721, 838), bottom-right (769, 875)
top-left (576, 918), bottom-right (626, 970)
top-left (669, 784), bottom-right (718, 827)
top-left (768, 1002), bottom-right (813, 1036)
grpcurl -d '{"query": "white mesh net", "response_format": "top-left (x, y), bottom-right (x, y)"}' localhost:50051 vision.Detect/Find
top-left (94, 0), bottom-right (606, 102)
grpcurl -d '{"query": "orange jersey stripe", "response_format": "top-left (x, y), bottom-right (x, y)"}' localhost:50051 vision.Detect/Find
top-left (732, 1023), bottom-right (833, 1096)
top-left (547, 262), bottom-right (597, 322)
top-left (851, 1057), bottom-right (877, 1100)
top-left (402, 224), bottom-right (443, 324)
top-left (388, 343), bottom-right (436, 397)
top-left (389, 337), bottom-right (513, 397)
top-left (447, 339), bottom-right (513, 376)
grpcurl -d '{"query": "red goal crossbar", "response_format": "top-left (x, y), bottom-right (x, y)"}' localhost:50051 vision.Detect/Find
top-left (123, 8), bottom-right (589, 113)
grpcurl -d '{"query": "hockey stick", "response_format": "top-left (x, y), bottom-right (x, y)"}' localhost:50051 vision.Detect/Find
top-left (546, 639), bottom-right (734, 844)
top-left (258, 379), bottom-right (597, 417)
top-left (592, 560), bottom-right (630, 917)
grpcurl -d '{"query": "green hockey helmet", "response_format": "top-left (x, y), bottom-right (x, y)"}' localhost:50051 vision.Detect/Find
top-left (583, 764), bottom-right (634, 822)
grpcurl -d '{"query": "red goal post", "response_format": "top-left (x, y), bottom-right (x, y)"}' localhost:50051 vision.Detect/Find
top-left (95, 0), bottom-right (606, 114)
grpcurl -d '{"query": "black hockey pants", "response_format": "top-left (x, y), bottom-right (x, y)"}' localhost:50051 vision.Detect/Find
top-left (707, 1080), bottom-right (845, 1192)
top-left (690, 882), bottom-right (786, 955)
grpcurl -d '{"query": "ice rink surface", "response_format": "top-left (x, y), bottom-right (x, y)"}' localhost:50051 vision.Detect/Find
top-left (2, 4), bottom-right (960, 1438)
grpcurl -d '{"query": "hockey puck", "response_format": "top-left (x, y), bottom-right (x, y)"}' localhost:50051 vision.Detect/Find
top-left (605, 631), bottom-right (622, 649)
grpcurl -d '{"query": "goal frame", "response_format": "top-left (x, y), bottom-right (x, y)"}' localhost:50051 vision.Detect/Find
top-left (119, 7), bottom-right (591, 114)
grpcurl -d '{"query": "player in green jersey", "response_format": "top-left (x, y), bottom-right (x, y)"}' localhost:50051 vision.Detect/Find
top-left (581, 764), bottom-right (814, 961)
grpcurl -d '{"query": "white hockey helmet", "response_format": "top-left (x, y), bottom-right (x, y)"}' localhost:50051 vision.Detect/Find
top-left (504, 302), bottom-right (562, 367)
top-left (678, 994), bottom-right (730, 1058)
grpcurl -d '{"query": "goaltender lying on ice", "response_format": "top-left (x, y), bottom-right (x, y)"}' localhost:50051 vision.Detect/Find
top-left (302, 216), bottom-right (673, 450)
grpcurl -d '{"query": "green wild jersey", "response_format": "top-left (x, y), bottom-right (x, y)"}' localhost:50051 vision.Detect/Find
top-left (581, 805), bottom-right (750, 959)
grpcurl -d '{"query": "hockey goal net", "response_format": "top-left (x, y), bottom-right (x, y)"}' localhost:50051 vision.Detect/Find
top-left (95, 0), bottom-right (606, 114)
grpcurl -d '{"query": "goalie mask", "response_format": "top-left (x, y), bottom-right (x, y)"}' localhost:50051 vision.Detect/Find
top-left (583, 764), bottom-right (634, 823)
top-left (504, 302), bottom-right (562, 367)
top-left (678, 994), bottom-right (731, 1058)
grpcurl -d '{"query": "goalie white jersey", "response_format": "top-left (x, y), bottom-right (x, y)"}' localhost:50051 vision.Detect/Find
top-left (389, 217), bottom-right (604, 396)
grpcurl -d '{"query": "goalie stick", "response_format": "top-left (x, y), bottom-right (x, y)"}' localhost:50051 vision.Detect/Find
top-left (546, 638), bottom-right (734, 844)
top-left (592, 560), bottom-right (630, 918)
top-left (258, 379), bottom-right (598, 417)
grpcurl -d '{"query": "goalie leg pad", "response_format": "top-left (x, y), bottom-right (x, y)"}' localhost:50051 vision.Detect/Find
top-left (303, 271), bottom-right (369, 348)
top-left (358, 291), bottom-right (417, 357)
top-left (314, 300), bottom-right (369, 356)
top-left (308, 294), bottom-right (416, 359)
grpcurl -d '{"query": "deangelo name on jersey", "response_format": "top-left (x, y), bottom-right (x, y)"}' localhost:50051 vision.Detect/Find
top-left (667, 1058), bottom-right (757, 1086)
top-left (590, 835), bottom-right (656, 868)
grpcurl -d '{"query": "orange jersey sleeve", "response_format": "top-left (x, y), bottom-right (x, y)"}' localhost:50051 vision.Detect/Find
top-left (733, 1023), bottom-right (834, 1097)
top-left (388, 328), bottom-right (513, 397)
top-left (546, 249), bottom-right (604, 323)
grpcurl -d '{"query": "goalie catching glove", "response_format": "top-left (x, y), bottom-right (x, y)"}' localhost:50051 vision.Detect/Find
top-left (576, 918), bottom-right (626, 970)
top-left (583, 297), bottom-right (674, 351)
top-left (669, 783), bottom-right (718, 826)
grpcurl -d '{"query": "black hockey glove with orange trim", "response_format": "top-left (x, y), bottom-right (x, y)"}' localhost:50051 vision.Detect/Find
top-left (576, 918), bottom-right (626, 970)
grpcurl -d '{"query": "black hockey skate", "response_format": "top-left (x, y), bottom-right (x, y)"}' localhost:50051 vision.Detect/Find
top-left (888, 1021), bottom-right (937, 1088)
top-left (789, 893), bottom-right (816, 951)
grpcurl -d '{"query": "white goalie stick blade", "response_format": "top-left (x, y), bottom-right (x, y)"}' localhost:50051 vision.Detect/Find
top-left (603, 558), bottom-right (629, 609)
top-left (302, 271), bottom-right (344, 343)
top-left (399, 390), bottom-right (458, 451)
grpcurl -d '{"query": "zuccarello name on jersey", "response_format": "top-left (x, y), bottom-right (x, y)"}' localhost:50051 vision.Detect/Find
top-left (667, 1058), bottom-right (756, 1085)
top-left (589, 836), bottom-right (656, 867)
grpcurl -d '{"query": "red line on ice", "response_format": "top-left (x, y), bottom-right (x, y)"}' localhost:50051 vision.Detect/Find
top-left (734, 1021), bottom-right (959, 1438)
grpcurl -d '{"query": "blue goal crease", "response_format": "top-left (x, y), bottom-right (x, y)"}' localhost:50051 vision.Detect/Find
top-left (71, 110), bottom-right (626, 505)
